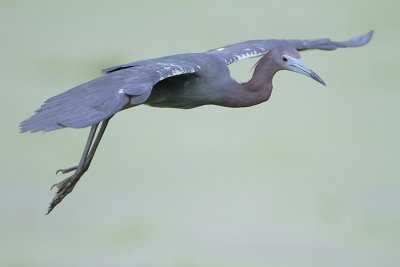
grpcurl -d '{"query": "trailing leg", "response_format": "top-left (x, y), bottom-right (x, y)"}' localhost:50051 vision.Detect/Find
top-left (47, 119), bottom-right (110, 214)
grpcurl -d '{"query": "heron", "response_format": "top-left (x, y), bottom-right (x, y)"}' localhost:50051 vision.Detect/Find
top-left (20, 31), bottom-right (373, 214)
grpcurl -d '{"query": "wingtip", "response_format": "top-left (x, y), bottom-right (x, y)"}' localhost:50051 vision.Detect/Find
top-left (355, 30), bottom-right (374, 46)
top-left (337, 30), bottom-right (374, 48)
top-left (363, 30), bottom-right (374, 44)
top-left (19, 121), bottom-right (28, 133)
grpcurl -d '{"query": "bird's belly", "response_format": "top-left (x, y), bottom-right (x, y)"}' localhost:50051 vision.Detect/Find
top-left (145, 76), bottom-right (220, 109)
top-left (145, 90), bottom-right (215, 109)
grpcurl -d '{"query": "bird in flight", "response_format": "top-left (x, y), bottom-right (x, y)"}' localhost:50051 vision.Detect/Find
top-left (20, 31), bottom-right (373, 214)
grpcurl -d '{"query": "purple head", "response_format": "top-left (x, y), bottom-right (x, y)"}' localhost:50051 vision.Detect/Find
top-left (269, 45), bottom-right (326, 86)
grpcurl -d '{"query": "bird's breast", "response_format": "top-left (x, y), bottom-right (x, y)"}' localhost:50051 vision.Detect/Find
top-left (145, 74), bottom-right (222, 109)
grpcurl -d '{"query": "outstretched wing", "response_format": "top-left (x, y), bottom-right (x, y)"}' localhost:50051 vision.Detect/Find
top-left (20, 54), bottom-right (202, 132)
top-left (208, 31), bottom-right (373, 65)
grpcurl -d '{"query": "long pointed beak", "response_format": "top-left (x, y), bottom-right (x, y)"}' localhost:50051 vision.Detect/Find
top-left (289, 59), bottom-right (326, 86)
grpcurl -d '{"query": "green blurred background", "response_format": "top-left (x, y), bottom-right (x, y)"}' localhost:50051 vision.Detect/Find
top-left (1, 0), bottom-right (399, 266)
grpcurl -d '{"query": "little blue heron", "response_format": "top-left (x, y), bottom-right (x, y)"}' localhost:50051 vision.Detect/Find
top-left (20, 31), bottom-right (373, 213)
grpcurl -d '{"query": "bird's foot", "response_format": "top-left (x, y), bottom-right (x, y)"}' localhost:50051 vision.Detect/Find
top-left (47, 168), bottom-right (85, 214)
top-left (56, 166), bottom-right (78, 175)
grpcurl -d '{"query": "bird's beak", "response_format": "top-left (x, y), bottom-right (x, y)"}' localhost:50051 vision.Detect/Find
top-left (288, 59), bottom-right (326, 86)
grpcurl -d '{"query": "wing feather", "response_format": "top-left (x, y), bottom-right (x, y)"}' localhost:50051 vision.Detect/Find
top-left (20, 55), bottom-right (202, 132)
top-left (208, 31), bottom-right (373, 65)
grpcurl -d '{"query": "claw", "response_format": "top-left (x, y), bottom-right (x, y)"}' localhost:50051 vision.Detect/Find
top-left (50, 183), bottom-right (57, 191)
top-left (56, 166), bottom-right (78, 175)
top-left (46, 169), bottom-right (85, 214)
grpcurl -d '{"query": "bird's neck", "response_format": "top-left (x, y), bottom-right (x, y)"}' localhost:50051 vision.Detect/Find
top-left (219, 55), bottom-right (280, 108)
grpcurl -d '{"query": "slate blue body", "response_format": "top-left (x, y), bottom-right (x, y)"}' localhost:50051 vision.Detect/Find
top-left (19, 31), bottom-right (373, 214)
top-left (20, 31), bottom-right (373, 133)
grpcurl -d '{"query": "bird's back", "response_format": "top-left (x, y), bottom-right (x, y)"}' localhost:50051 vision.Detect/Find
top-left (145, 53), bottom-right (231, 109)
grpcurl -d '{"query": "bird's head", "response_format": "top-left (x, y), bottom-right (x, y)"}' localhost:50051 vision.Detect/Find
top-left (270, 45), bottom-right (326, 86)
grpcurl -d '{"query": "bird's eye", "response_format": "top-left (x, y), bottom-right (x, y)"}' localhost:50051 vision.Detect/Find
top-left (282, 56), bottom-right (288, 62)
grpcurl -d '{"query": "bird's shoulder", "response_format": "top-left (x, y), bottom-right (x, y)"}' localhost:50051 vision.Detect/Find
top-left (101, 52), bottom-right (225, 75)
